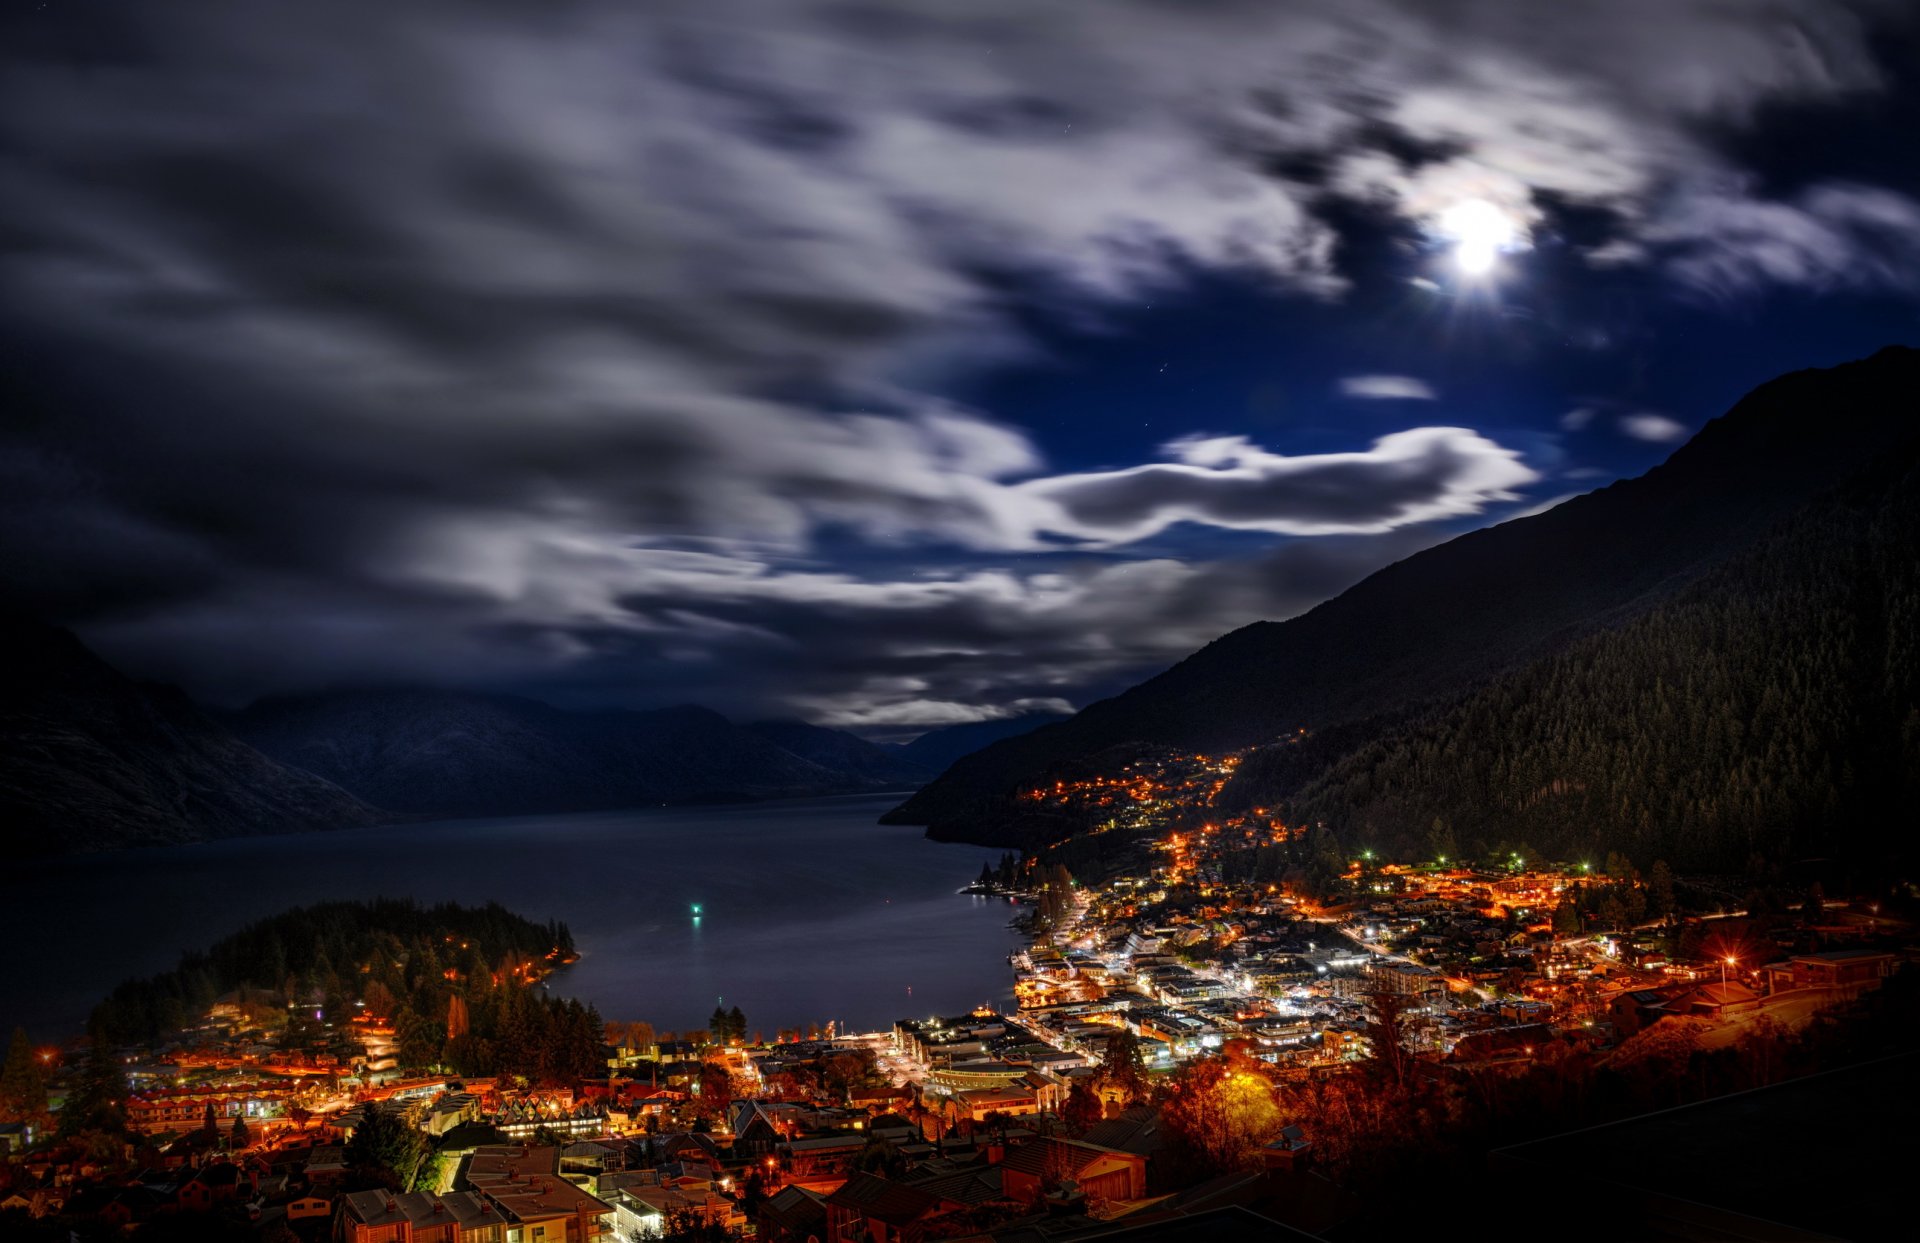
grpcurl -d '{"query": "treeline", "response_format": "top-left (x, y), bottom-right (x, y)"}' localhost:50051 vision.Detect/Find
top-left (1222, 452), bottom-right (1920, 874)
top-left (89, 900), bottom-right (600, 1083)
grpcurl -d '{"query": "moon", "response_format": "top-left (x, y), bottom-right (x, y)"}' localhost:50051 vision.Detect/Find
top-left (1439, 198), bottom-right (1518, 276)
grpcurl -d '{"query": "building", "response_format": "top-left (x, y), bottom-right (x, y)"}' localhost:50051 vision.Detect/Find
top-left (1765, 950), bottom-right (1897, 994)
top-left (822, 1172), bottom-right (950, 1243)
top-left (335, 1190), bottom-right (507, 1243)
top-left (757, 1184), bottom-right (828, 1243)
top-left (123, 1081), bottom-right (290, 1136)
top-left (464, 1145), bottom-right (615, 1242)
top-left (998, 1137), bottom-right (1148, 1207)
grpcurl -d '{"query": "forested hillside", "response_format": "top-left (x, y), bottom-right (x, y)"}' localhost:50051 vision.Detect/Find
top-left (89, 900), bottom-right (606, 1083)
top-left (1226, 449), bottom-right (1920, 871)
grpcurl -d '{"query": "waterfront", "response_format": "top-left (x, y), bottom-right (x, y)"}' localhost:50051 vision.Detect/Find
top-left (3, 793), bottom-right (1023, 1040)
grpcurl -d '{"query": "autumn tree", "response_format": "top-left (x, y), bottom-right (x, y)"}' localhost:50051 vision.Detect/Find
top-left (1059, 1081), bottom-right (1103, 1133)
top-left (1159, 1054), bottom-right (1284, 1174)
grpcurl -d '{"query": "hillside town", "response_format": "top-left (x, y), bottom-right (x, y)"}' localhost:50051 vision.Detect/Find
top-left (2, 752), bottom-right (1915, 1240)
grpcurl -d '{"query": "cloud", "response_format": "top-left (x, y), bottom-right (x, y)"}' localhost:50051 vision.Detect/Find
top-left (1618, 412), bottom-right (1689, 442)
top-left (1022, 429), bottom-right (1537, 543)
top-left (1629, 180), bottom-right (1920, 299)
top-left (1340, 375), bottom-right (1437, 400)
top-left (1560, 407), bottom-right (1596, 431)
top-left (1, 0), bottom-right (1913, 723)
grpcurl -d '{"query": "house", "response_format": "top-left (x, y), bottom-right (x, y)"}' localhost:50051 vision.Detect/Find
top-left (784, 1133), bottom-right (866, 1178)
top-left (823, 1172), bottom-right (950, 1243)
top-left (729, 1101), bottom-right (785, 1156)
top-left (1767, 950), bottom-right (1897, 994)
top-left (610, 1183), bottom-right (738, 1240)
top-left (757, 1184), bottom-right (828, 1243)
top-left (998, 1137), bottom-right (1148, 1207)
top-left (285, 1193), bottom-right (332, 1221)
top-left (336, 1189), bottom-right (509, 1242)
top-left (1609, 990), bottom-right (1674, 1037)
top-left (464, 1145), bottom-right (614, 1241)
top-left (305, 1144), bottom-right (350, 1184)
top-left (1080, 1106), bottom-right (1164, 1158)
top-left (1670, 981), bottom-right (1760, 1017)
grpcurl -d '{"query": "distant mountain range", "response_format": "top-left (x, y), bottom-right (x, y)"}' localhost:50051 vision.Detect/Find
top-left (0, 619), bottom-right (381, 856)
top-left (887, 346), bottom-right (1920, 872)
top-left (0, 630), bottom-right (1065, 855)
top-left (890, 712), bottom-right (1072, 773)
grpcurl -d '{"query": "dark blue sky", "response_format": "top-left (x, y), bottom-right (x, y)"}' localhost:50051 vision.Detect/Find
top-left (3, 0), bottom-right (1918, 735)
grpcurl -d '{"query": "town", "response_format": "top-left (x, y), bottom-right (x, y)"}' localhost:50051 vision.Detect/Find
top-left (1, 753), bottom-right (1914, 1241)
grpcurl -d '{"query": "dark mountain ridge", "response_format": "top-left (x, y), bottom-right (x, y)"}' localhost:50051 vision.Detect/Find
top-left (745, 718), bottom-right (933, 787)
top-left (229, 690), bottom-right (925, 817)
top-left (0, 618), bottom-right (381, 856)
top-left (887, 346), bottom-right (1920, 864)
top-left (891, 711), bottom-right (1072, 773)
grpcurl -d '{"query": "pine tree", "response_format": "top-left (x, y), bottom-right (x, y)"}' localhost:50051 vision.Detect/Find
top-left (59, 1037), bottom-right (127, 1136)
top-left (231, 1114), bottom-right (251, 1150)
top-left (726, 1006), bottom-right (746, 1045)
top-left (0, 1028), bottom-right (48, 1121)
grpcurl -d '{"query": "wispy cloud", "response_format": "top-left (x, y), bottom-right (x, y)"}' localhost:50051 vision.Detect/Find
top-left (1619, 412), bottom-right (1689, 442)
top-left (1340, 375), bottom-right (1437, 400)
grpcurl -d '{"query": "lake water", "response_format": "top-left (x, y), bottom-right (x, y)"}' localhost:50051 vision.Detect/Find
top-left (4, 794), bottom-right (1025, 1042)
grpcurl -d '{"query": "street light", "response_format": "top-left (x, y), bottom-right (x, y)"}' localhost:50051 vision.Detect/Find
top-left (1721, 955), bottom-right (1737, 987)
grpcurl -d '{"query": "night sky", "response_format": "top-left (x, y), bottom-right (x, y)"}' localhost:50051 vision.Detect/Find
top-left (5, 1), bottom-right (1919, 736)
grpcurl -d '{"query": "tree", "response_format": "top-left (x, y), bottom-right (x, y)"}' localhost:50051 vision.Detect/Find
top-left (230, 1114), bottom-right (251, 1150)
top-left (1360, 990), bottom-right (1417, 1091)
top-left (726, 1006), bottom-right (746, 1045)
top-left (697, 1060), bottom-right (733, 1116)
top-left (447, 995), bottom-right (471, 1042)
top-left (345, 1108), bottom-right (431, 1190)
top-left (1552, 901), bottom-right (1582, 936)
top-left (59, 1037), bottom-right (127, 1136)
top-left (202, 1100), bottom-right (219, 1137)
top-left (1647, 860), bottom-right (1677, 922)
top-left (1102, 1027), bottom-right (1147, 1104)
top-left (0, 1028), bottom-right (48, 1122)
top-left (1159, 1055), bottom-right (1284, 1174)
top-left (1060, 1081), bottom-right (1103, 1133)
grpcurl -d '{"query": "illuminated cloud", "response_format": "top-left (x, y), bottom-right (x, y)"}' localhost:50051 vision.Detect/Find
top-left (1340, 375), bottom-right (1438, 400)
top-left (1619, 413), bottom-right (1689, 442)
top-left (1022, 428), bottom-right (1538, 543)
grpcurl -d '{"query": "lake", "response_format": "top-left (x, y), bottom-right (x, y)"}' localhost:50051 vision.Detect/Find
top-left (4, 793), bottom-right (1025, 1041)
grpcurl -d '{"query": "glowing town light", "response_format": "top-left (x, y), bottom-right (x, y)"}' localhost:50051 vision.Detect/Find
top-left (1439, 198), bottom-right (1517, 275)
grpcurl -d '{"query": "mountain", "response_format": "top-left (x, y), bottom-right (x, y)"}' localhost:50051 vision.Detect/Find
top-left (744, 719), bottom-right (932, 787)
top-left (893, 712), bottom-right (1073, 774)
top-left (886, 346), bottom-right (1920, 868)
top-left (1231, 443), bottom-right (1920, 873)
top-left (0, 618), bottom-right (380, 856)
top-left (230, 690), bottom-right (916, 818)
